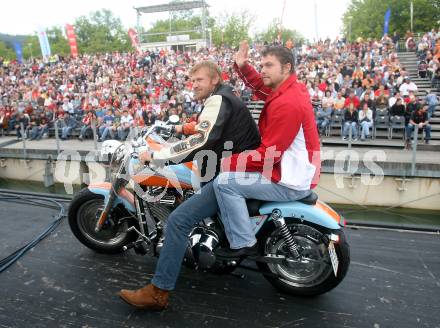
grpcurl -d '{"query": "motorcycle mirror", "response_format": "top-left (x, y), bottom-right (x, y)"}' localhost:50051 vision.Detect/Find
top-left (168, 114), bottom-right (180, 124)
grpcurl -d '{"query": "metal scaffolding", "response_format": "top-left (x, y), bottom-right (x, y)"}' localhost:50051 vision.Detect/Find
top-left (134, 0), bottom-right (209, 50)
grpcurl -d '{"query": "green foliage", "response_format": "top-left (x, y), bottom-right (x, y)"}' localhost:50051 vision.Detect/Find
top-left (0, 7), bottom-right (312, 59)
top-left (210, 10), bottom-right (255, 48)
top-left (1, 9), bottom-right (131, 60)
top-left (143, 16), bottom-right (204, 43)
top-left (73, 9), bottom-right (131, 54)
top-left (256, 18), bottom-right (304, 44)
top-left (342, 0), bottom-right (440, 41)
top-left (143, 7), bottom-right (254, 48)
top-left (0, 40), bottom-right (16, 61)
top-left (20, 36), bottom-right (39, 59)
top-left (46, 26), bottom-right (71, 56)
top-left (4, 27), bottom-right (71, 60)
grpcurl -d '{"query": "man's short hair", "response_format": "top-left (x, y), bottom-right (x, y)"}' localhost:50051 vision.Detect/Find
top-left (190, 61), bottom-right (222, 84)
top-left (261, 46), bottom-right (295, 73)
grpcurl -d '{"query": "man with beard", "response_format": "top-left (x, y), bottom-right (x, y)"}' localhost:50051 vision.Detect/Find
top-left (118, 61), bottom-right (260, 310)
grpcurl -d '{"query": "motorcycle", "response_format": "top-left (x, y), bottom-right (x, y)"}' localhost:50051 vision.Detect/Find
top-left (68, 115), bottom-right (350, 297)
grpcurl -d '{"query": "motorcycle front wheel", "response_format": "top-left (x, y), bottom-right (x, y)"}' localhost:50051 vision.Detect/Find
top-left (257, 219), bottom-right (350, 297)
top-left (68, 188), bottom-right (136, 253)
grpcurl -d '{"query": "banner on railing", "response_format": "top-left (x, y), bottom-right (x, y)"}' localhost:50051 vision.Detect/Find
top-left (36, 27), bottom-right (51, 59)
top-left (128, 28), bottom-right (142, 54)
top-left (65, 24), bottom-right (78, 58)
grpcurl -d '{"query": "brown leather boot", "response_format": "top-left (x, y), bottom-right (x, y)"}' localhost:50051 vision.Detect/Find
top-left (118, 284), bottom-right (169, 310)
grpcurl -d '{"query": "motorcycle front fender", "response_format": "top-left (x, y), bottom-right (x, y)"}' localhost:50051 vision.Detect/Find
top-left (88, 182), bottom-right (136, 213)
top-left (258, 200), bottom-right (342, 231)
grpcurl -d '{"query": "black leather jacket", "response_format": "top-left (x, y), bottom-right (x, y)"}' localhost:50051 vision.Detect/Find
top-left (152, 84), bottom-right (261, 181)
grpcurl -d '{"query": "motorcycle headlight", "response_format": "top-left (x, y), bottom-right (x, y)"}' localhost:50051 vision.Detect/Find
top-left (100, 140), bottom-right (126, 167)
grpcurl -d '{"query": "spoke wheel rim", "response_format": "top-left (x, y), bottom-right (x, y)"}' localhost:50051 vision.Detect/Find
top-left (265, 223), bottom-right (333, 288)
top-left (77, 199), bottom-right (128, 246)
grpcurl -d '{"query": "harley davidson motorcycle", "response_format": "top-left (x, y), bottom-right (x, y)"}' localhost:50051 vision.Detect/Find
top-left (68, 115), bottom-right (350, 297)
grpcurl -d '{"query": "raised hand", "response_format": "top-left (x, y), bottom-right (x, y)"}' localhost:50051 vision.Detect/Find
top-left (234, 40), bottom-right (249, 68)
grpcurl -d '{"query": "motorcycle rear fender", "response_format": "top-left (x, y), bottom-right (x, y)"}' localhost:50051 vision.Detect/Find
top-left (257, 200), bottom-right (342, 231)
top-left (88, 182), bottom-right (136, 213)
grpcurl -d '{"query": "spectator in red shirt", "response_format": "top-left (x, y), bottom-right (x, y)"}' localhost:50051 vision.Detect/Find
top-left (344, 90), bottom-right (360, 109)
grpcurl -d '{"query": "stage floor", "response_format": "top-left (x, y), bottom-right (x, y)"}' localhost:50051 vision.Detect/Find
top-left (0, 196), bottom-right (439, 328)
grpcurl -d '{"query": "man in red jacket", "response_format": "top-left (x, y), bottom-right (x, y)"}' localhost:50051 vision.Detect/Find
top-left (213, 41), bottom-right (321, 258)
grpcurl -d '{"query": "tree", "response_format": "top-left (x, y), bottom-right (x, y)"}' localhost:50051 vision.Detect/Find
top-left (211, 10), bottom-right (255, 48)
top-left (144, 16), bottom-right (204, 43)
top-left (21, 36), bottom-right (39, 60)
top-left (142, 6), bottom-right (216, 44)
top-left (1, 9), bottom-right (151, 59)
top-left (14, 27), bottom-right (70, 60)
top-left (74, 9), bottom-right (131, 54)
top-left (46, 26), bottom-right (70, 56)
top-left (142, 8), bottom-right (254, 48)
top-left (256, 18), bottom-right (304, 44)
top-left (342, 0), bottom-right (440, 41)
top-left (0, 40), bottom-right (16, 61)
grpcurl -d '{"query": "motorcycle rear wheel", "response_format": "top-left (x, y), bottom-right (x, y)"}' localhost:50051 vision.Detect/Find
top-left (257, 219), bottom-right (350, 297)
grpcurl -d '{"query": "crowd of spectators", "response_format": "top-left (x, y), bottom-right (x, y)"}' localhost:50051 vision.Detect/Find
top-left (0, 27), bottom-right (439, 148)
top-left (0, 49), bottom-right (223, 141)
top-left (293, 29), bottom-right (439, 144)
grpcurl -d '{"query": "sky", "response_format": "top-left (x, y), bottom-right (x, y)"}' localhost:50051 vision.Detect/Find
top-left (0, 0), bottom-right (351, 40)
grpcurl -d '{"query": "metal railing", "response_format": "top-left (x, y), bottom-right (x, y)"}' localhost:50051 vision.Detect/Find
top-left (410, 125), bottom-right (419, 176)
top-left (2, 105), bottom-right (432, 182)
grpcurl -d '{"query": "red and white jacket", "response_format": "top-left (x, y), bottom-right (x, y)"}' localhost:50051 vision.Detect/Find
top-left (227, 63), bottom-right (321, 190)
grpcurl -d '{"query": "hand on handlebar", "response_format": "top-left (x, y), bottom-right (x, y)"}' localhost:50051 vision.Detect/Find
top-left (157, 124), bottom-right (179, 134)
top-left (173, 125), bottom-right (183, 134)
top-left (139, 150), bottom-right (152, 164)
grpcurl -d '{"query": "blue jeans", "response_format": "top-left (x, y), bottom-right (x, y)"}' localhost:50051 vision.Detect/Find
top-left (406, 123), bottom-right (431, 141)
top-left (38, 126), bottom-right (49, 139)
top-left (80, 125), bottom-right (91, 138)
top-left (100, 126), bottom-right (113, 140)
top-left (317, 118), bottom-right (330, 133)
top-left (360, 121), bottom-right (372, 139)
top-left (117, 127), bottom-right (129, 140)
top-left (98, 125), bottom-right (106, 138)
top-left (30, 127), bottom-right (40, 140)
top-left (428, 105), bottom-right (437, 120)
top-left (213, 172), bottom-right (311, 249)
top-left (61, 126), bottom-right (72, 139)
top-left (151, 181), bottom-right (218, 290)
top-left (343, 121), bottom-right (358, 139)
top-left (30, 126), bottom-right (48, 140)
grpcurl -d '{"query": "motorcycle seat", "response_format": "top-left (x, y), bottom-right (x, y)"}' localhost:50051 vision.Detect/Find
top-left (298, 192), bottom-right (318, 205)
top-left (246, 192), bottom-right (318, 216)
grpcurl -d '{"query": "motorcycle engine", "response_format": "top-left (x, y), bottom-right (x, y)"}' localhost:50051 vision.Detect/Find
top-left (146, 189), bottom-right (234, 272)
top-left (183, 218), bottom-right (222, 270)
